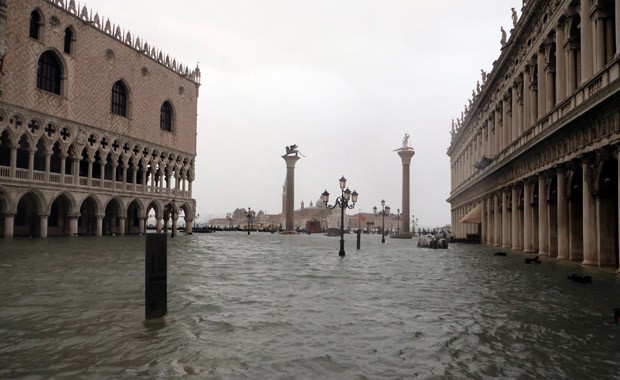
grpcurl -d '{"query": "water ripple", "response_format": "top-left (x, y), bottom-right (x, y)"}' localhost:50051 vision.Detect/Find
top-left (2, 234), bottom-right (620, 378)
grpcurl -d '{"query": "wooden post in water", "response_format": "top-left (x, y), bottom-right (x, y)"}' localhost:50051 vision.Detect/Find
top-left (357, 229), bottom-right (361, 250)
top-left (145, 234), bottom-right (167, 320)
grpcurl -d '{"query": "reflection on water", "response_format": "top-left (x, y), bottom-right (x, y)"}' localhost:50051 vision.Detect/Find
top-left (1, 233), bottom-right (620, 378)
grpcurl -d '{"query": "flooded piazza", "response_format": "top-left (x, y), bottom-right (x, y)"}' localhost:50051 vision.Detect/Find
top-left (1, 232), bottom-right (620, 379)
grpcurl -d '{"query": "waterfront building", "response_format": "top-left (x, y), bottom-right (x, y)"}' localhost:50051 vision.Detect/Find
top-left (448, 0), bottom-right (620, 269)
top-left (0, 0), bottom-right (200, 237)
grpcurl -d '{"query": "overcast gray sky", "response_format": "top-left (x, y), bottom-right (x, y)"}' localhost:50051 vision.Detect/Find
top-left (87, 0), bottom-right (521, 227)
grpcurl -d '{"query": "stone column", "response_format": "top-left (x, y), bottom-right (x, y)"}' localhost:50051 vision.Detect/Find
top-left (139, 217), bottom-right (146, 234)
top-left (166, 171), bottom-right (172, 195)
top-left (171, 211), bottom-right (179, 237)
top-left (44, 152), bottom-right (51, 182)
top-left (398, 149), bottom-right (415, 235)
top-left (96, 214), bottom-right (104, 236)
top-left (87, 157), bottom-right (93, 187)
top-left (72, 156), bottom-right (79, 186)
top-left (502, 96), bottom-right (510, 147)
top-left (282, 154), bottom-right (301, 233)
top-left (118, 217), bottom-right (126, 236)
top-left (544, 48), bottom-right (555, 113)
top-left (511, 85), bottom-right (519, 142)
top-left (618, 146), bottom-right (620, 271)
top-left (582, 158), bottom-right (597, 265)
top-left (594, 9), bottom-right (606, 72)
top-left (581, 0), bottom-right (593, 82)
top-left (556, 18), bottom-right (567, 103)
top-left (39, 213), bottom-right (49, 238)
top-left (9, 143), bottom-right (17, 179)
top-left (494, 109), bottom-right (501, 154)
top-left (60, 152), bottom-right (67, 185)
top-left (511, 185), bottom-right (520, 250)
top-left (502, 189), bottom-right (510, 248)
top-left (566, 40), bottom-right (578, 94)
top-left (523, 181), bottom-right (533, 253)
top-left (99, 161), bottom-right (105, 189)
top-left (122, 163), bottom-right (128, 186)
top-left (616, 0), bottom-right (620, 57)
top-left (28, 149), bottom-right (35, 180)
top-left (486, 195), bottom-right (493, 246)
top-left (131, 166), bottom-right (137, 188)
top-left (68, 213), bottom-right (79, 236)
top-left (537, 49), bottom-right (547, 117)
top-left (150, 169), bottom-right (156, 194)
top-left (3, 212), bottom-right (14, 238)
top-left (481, 200), bottom-right (486, 244)
top-left (523, 69), bottom-right (532, 129)
top-left (156, 215), bottom-right (163, 234)
top-left (185, 218), bottom-right (193, 235)
top-left (538, 174), bottom-right (549, 256)
top-left (557, 167), bottom-right (569, 260)
top-left (494, 193), bottom-right (501, 247)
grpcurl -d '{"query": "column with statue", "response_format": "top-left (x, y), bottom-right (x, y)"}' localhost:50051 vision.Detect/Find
top-left (394, 133), bottom-right (415, 238)
top-left (281, 144), bottom-right (303, 234)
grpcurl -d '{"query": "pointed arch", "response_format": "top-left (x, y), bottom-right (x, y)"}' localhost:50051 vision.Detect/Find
top-left (37, 50), bottom-right (64, 95)
top-left (160, 100), bottom-right (173, 132)
top-left (14, 189), bottom-right (46, 237)
top-left (111, 80), bottom-right (129, 117)
top-left (30, 9), bottom-right (42, 40)
top-left (48, 191), bottom-right (77, 236)
top-left (64, 26), bottom-right (75, 54)
top-left (103, 196), bottom-right (124, 235)
top-left (78, 195), bottom-right (100, 236)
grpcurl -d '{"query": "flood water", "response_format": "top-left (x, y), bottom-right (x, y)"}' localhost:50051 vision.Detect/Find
top-left (1, 232), bottom-right (620, 379)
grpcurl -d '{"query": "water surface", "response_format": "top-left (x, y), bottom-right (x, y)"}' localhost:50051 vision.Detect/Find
top-left (1, 233), bottom-right (620, 379)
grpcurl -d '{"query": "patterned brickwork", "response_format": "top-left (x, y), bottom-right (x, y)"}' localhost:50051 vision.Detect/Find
top-left (2, 0), bottom-right (199, 156)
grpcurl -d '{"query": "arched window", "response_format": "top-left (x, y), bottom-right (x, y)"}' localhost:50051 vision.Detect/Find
top-left (30, 10), bottom-right (41, 40)
top-left (64, 27), bottom-right (73, 54)
top-left (37, 51), bottom-right (62, 95)
top-left (111, 81), bottom-right (127, 116)
top-left (160, 101), bottom-right (172, 132)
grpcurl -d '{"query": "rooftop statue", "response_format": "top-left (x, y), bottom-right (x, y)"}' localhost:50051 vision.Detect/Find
top-left (501, 27), bottom-right (507, 47)
top-left (512, 8), bottom-right (518, 28)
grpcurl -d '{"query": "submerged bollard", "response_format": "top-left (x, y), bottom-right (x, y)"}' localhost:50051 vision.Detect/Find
top-left (145, 233), bottom-right (167, 320)
top-left (357, 229), bottom-right (361, 250)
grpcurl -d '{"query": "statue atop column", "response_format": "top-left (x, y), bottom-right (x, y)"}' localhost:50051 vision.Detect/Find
top-left (395, 133), bottom-right (413, 151)
top-left (284, 144), bottom-right (305, 157)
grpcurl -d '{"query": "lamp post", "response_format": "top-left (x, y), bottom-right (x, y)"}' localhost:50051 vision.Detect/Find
top-left (246, 207), bottom-right (255, 235)
top-left (373, 200), bottom-right (390, 243)
top-left (322, 175), bottom-right (359, 257)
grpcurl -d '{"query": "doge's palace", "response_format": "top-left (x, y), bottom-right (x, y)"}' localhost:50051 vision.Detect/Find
top-left (448, 0), bottom-right (620, 269)
top-left (0, 0), bottom-right (200, 237)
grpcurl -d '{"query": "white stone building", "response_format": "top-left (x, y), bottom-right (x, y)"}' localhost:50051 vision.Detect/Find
top-left (448, 0), bottom-right (620, 269)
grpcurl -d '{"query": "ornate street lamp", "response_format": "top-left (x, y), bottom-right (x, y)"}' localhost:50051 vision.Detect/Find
top-left (374, 200), bottom-right (390, 243)
top-left (246, 207), bottom-right (255, 235)
top-left (322, 175), bottom-right (359, 257)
